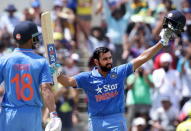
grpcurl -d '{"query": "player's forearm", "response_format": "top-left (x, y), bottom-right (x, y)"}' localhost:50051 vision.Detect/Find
top-left (41, 84), bottom-right (56, 112)
top-left (132, 41), bottom-right (163, 70)
top-left (57, 75), bottom-right (76, 87)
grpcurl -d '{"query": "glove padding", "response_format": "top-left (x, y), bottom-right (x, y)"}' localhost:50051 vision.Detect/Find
top-left (45, 112), bottom-right (62, 131)
top-left (159, 28), bottom-right (173, 46)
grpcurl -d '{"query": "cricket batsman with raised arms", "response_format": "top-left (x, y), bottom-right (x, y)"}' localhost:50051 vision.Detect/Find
top-left (53, 10), bottom-right (186, 131)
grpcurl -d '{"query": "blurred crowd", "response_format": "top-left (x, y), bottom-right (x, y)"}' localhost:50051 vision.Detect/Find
top-left (0, 0), bottom-right (191, 130)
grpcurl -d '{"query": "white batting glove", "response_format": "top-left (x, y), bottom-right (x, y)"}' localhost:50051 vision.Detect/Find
top-left (159, 28), bottom-right (173, 46)
top-left (45, 112), bottom-right (62, 131)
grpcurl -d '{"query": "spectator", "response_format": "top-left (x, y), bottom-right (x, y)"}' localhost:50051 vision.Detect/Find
top-left (150, 95), bottom-right (179, 131)
top-left (55, 87), bottom-right (79, 131)
top-left (76, 0), bottom-right (92, 36)
top-left (127, 22), bottom-right (153, 58)
top-left (153, 52), bottom-right (176, 70)
top-left (52, 0), bottom-right (64, 21)
top-left (147, 0), bottom-right (160, 15)
top-left (130, 0), bottom-right (148, 15)
top-left (102, 0), bottom-right (131, 65)
top-left (152, 0), bottom-right (170, 41)
top-left (22, 8), bottom-right (35, 21)
top-left (62, 56), bottom-right (80, 76)
top-left (179, 98), bottom-right (191, 121)
top-left (0, 4), bottom-right (20, 33)
top-left (132, 117), bottom-right (147, 131)
top-left (53, 32), bottom-right (65, 50)
top-left (57, 7), bottom-right (76, 49)
top-left (31, 0), bottom-right (42, 25)
top-left (0, 32), bottom-right (15, 55)
top-left (66, 0), bottom-right (77, 13)
top-left (152, 53), bottom-right (181, 111)
top-left (177, 45), bottom-right (191, 107)
top-left (181, 0), bottom-right (191, 10)
top-left (161, 0), bottom-right (175, 12)
top-left (176, 112), bottom-right (191, 131)
top-left (126, 63), bottom-right (153, 130)
top-left (88, 26), bottom-right (114, 54)
top-left (181, 7), bottom-right (191, 46)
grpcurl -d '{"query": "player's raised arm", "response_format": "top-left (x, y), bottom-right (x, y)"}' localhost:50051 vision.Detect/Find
top-left (131, 29), bottom-right (172, 71)
top-left (132, 10), bottom-right (186, 71)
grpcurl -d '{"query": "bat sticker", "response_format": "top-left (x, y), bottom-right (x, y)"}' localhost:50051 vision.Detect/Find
top-left (47, 44), bottom-right (57, 65)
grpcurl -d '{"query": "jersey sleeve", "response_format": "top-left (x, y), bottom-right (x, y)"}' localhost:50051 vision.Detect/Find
top-left (118, 62), bottom-right (133, 78)
top-left (0, 57), bottom-right (4, 84)
top-left (39, 60), bottom-right (53, 84)
top-left (73, 72), bottom-right (89, 89)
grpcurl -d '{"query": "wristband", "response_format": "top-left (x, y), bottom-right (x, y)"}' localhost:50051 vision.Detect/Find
top-left (50, 111), bottom-right (58, 118)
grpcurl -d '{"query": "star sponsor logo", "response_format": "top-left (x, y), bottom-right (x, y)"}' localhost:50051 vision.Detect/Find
top-left (95, 84), bottom-right (118, 94)
top-left (95, 86), bottom-right (102, 94)
top-left (94, 84), bottom-right (119, 102)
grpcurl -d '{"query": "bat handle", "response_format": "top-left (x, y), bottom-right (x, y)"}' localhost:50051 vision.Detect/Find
top-left (53, 73), bottom-right (58, 85)
top-left (50, 64), bottom-right (58, 85)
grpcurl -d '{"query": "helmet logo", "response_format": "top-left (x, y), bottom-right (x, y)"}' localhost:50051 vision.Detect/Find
top-left (168, 13), bottom-right (173, 17)
top-left (16, 34), bottom-right (21, 40)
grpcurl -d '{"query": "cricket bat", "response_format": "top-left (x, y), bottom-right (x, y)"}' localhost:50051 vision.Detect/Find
top-left (41, 11), bottom-right (57, 83)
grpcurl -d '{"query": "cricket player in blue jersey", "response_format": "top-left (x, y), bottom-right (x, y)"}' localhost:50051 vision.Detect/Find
top-left (55, 27), bottom-right (173, 131)
top-left (0, 21), bottom-right (62, 131)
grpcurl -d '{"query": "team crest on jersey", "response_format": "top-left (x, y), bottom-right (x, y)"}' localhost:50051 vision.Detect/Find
top-left (110, 72), bottom-right (117, 79)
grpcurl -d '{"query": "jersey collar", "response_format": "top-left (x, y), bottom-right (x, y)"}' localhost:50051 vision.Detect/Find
top-left (91, 67), bottom-right (111, 77)
top-left (14, 48), bottom-right (34, 52)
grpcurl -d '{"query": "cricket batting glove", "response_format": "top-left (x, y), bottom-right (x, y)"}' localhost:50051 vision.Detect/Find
top-left (159, 28), bottom-right (173, 46)
top-left (45, 112), bottom-right (62, 131)
top-left (49, 64), bottom-right (61, 77)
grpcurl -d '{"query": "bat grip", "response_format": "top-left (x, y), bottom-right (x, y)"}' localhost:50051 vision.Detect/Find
top-left (50, 64), bottom-right (58, 85)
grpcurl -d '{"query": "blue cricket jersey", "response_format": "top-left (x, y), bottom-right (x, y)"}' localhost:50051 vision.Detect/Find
top-left (74, 63), bottom-right (133, 117)
top-left (0, 48), bottom-right (52, 108)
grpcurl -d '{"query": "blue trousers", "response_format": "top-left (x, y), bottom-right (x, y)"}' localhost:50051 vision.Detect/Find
top-left (0, 106), bottom-right (42, 131)
top-left (88, 113), bottom-right (127, 131)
